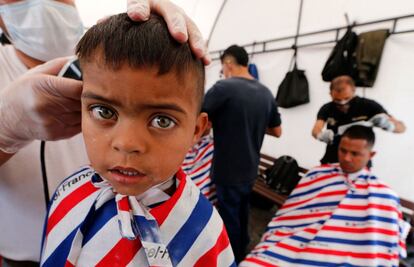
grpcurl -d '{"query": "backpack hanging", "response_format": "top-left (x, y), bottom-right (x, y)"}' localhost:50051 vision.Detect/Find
top-left (248, 42), bottom-right (259, 80)
top-left (355, 29), bottom-right (389, 87)
top-left (248, 63), bottom-right (259, 80)
top-left (321, 26), bottom-right (358, 81)
top-left (275, 0), bottom-right (309, 108)
top-left (276, 53), bottom-right (310, 108)
top-left (264, 155), bottom-right (301, 195)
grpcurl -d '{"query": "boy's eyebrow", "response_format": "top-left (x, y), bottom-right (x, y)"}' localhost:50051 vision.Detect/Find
top-left (81, 92), bottom-right (122, 107)
top-left (140, 103), bottom-right (187, 114)
top-left (81, 92), bottom-right (187, 114)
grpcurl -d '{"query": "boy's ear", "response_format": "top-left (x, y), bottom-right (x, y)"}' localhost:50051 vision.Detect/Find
top-left (192, 112), bottom-right (209, 145)
top-left (369, 150), bottom-right (376, 160)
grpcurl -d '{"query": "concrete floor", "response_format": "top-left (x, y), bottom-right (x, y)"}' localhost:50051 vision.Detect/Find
top-left (247, 193), bottom-right (279, 251)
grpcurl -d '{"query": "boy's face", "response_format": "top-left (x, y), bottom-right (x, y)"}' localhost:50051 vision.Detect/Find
top-left (81, 61), bottom-right (207, 196)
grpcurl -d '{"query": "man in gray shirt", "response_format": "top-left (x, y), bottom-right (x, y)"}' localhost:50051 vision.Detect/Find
top-left (203, 45), bottom-right (282, 262)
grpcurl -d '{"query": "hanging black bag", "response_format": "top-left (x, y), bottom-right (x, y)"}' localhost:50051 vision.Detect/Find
top-left (275, 0), bottom-right (309, 108)
top-left (276, 53), bottom-right (310, 108)
top-left (321, 26), bottom-right (358, 81)
top-left (265, 155), bottom-right (301, 195)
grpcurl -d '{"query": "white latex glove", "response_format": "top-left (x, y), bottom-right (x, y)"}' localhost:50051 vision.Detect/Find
top-left (369, 113), bottom-right (395, 132)
top-left (317, 129), bottom-right (335, 144)
top-left (126, 0), bottom-right (211, 65)
top-left (0, 57), bottom-right (82, 153)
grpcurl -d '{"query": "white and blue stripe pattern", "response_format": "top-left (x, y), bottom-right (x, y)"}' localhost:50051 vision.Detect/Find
top-left (41, 166), bottom-right (236, 267)
top-left (182, 134), bottom-right (216, 204)
top-left (240, 164), bottom-right (410, 267)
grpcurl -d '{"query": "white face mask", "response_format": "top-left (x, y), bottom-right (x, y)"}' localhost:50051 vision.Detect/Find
top-left (334, 98), bottom-right (352, 106)
top-left (0, 0), bottom-right (84, 61)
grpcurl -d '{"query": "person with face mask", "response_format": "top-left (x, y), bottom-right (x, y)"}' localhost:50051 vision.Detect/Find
top-left (0, 2), bottom-right (89, 266)
top-left (312, 75), bottom-right (406, 165)
top-left (0, 0), bottom-right (83, 63)
top-left (0, 0), bottom-right (210, 265)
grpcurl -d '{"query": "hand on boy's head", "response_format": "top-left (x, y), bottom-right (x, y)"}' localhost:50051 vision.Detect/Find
top-left (126, 0), bottom-right (211, 65)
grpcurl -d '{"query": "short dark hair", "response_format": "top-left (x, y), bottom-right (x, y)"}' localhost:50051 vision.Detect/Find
top-left (330, 75), bottom-right (355, 91)
top-left (220, 45), bottom-right (249, 66)
top-left (76, 13), bottom-right (205, 111)
top-left (342, 125), bottom-right (375, 148)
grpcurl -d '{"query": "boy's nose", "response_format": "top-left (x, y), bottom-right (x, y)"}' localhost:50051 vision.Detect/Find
top-left (111, 123), bottom-right (146, 154)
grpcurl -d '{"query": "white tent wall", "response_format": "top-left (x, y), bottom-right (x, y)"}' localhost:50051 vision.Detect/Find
top-left (75, 0), bottom-right (224, 38)
top-left (75, 0), bottom-right (414, 201)
top-left (196, 0), bottom-right (414, 201)
top-left (75, 0), bottom-right (124, 27)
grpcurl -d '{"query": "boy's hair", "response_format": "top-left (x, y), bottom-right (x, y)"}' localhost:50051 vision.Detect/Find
top-left (342, 125), bottom-right (375, 148)
top-left (330, 75), bottom-right (355, 91)
top-left (76, 13), bottom-right (205, 110)
top-left (220, 45), bottom-right (249, 66)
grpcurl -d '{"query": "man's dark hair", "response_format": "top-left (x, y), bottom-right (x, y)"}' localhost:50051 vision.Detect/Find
top-left (342, 125), bottom-right (375, 148)
top-left (76, 13), bottom-right (205, 110)
top-left (220, 45), bottom-right (249, 66)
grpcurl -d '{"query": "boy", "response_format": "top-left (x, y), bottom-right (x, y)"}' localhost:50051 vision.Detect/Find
top-left (40, 14), bottom-right (235, 266)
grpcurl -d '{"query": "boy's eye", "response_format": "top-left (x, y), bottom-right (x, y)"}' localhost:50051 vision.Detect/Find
top-left (151, 116), bottom-right (176, 129)
top-left (90, 106), bottom-right (116, 120)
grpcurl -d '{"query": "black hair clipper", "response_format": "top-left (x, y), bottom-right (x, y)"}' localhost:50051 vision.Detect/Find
top-left (58, 57), bottom-right (82, 80)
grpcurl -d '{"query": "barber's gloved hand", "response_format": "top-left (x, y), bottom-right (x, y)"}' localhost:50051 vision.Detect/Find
top-left (317, 129), bottom-right (334, 144)
top-left (127, 0), bottom-right (210, 65)
top-left (370, 113), bottom-right (395, 132)
top-left (0, 57), bottom-right (82, 154)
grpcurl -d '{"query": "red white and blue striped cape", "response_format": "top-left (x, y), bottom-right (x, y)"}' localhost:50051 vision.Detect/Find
top-left (241, 164), bottom-right (410, 267)
top-left (40, 166), bottom-right (236, 267)
top-left (182, 134), bottom-right (216, 204)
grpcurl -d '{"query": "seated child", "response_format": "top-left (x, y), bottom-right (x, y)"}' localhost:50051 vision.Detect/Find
top-left (40, 14), bottom-right (236, 267)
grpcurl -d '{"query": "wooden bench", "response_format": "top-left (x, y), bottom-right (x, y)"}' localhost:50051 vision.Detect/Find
top-left (253, 153), bottom-right (414, 229)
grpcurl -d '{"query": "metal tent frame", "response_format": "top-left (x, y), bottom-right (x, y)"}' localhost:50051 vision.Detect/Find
top-left (210, 13), bottom-right (414, 61)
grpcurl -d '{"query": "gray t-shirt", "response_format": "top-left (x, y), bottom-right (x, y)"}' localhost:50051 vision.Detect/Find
top-left (202, 77), bottom-right (281, 185)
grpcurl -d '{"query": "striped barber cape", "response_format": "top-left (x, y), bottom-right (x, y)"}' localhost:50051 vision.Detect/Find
top-left (41, 166), bottom-right (236, 267)
top-left (241, 164), bottom-right (410, 267)
top-left (183, 134), bottom-right (216, 204)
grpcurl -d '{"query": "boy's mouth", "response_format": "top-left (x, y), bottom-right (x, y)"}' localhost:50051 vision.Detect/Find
top-left (108, 166), bottom-right (147, 184)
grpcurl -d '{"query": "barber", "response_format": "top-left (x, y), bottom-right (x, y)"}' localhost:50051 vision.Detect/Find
top-left (312, 75), bottom-right (405, 164)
